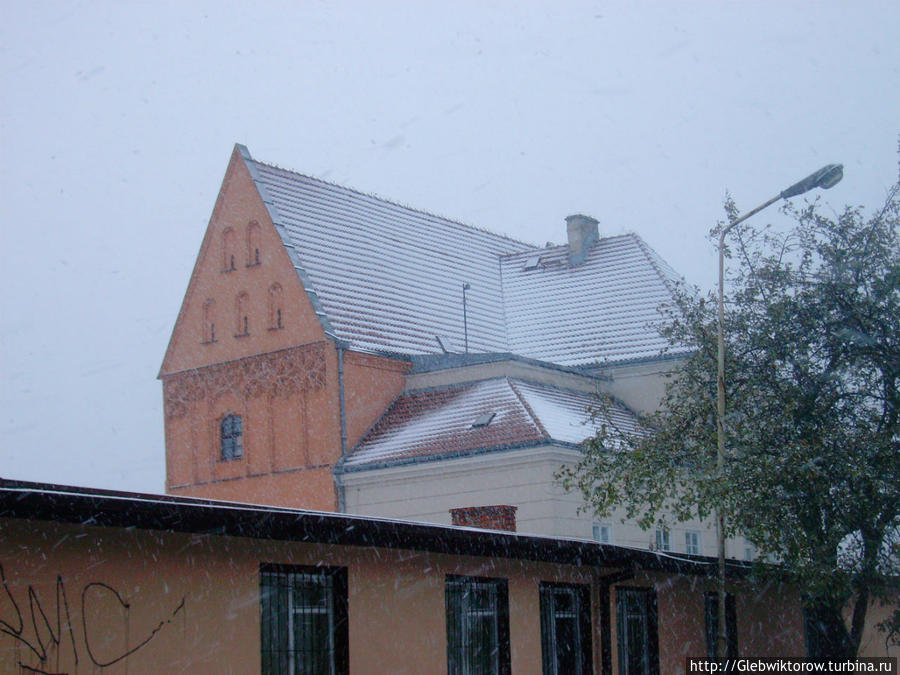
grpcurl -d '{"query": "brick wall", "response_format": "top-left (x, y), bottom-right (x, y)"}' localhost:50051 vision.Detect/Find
top-left (450, 505), bottom-right (518, 532)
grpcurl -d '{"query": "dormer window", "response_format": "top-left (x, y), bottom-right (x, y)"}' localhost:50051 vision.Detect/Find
top-left (268, 284), bottom-right (284, 330)
top-left (223, 227), bottom-right (237, 272)
top-left (220, 414), bottom-right (243, 460)
top-left (202, 299), bottom-right (217, 343)
top-left (235, 292), bottom-right (250, 336)
top-left (247, 221), bottom-right (262, 267)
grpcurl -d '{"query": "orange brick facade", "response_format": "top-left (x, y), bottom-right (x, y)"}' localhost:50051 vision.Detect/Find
top-left (160, 146), bottom-right (409, 510)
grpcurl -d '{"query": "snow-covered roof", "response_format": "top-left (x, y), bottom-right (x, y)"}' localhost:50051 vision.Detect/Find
top-left (501, 236), bottom-right (686, 365)
top-left (241, 146), bottom-right (685, 365)
top-left (341, 377), bottom-right (642, 471)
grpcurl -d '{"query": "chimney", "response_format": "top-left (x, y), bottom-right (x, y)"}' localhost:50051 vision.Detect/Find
top-left (566, 214), bottom-right (599, 265)
top-left (450, 505), bottom-right (518, 532)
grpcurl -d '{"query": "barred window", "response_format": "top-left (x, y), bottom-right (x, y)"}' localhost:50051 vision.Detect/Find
top-left (704, 591), bottom-right (738, 660)
top-left (616, 587), bottom-right (659, 675)
top-left (445, 575), bottom-right (510, 675)
top-left (260, 564), bottom-right (348, 675)
top-left (220, 414), bottom-right (243, 460)
top-left (540, 582), bottom-right (592, 675)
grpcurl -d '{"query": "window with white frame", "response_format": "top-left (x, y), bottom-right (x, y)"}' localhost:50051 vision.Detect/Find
top-left (654, 529), bottom-right (670, 552)
top-left (592, 522), bottom-right (611, 544)
top-left (685, 530), bottom-right (701, 555)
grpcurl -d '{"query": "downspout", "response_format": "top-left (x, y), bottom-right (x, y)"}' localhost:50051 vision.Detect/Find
top-left (335, 342), bottom-right (348, 512)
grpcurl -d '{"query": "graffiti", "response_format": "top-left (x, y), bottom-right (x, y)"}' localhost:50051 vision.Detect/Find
top-left (0, 563), bottom-right (186, 674)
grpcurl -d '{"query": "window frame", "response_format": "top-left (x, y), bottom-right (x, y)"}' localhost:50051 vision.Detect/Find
top-left (445, 574), bottom-right (511, 675)
top-left (615, 586), bottom-right (659, 675)
top-left (685, 530), bottom-right (701, 555)
top-left (539, 581), bottom-right (593, 675)
top-left (654, 529), bottom-right (670, 552)
top-left (220, 413), bottom-right (243, 460)
top-left (259, 563), bottom-right (349, 675)
top-left (592, 522), bottom-right (612, 544)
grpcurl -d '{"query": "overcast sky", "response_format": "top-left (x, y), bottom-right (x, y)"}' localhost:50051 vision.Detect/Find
top-left (2, 1), bottom-right (898, 494)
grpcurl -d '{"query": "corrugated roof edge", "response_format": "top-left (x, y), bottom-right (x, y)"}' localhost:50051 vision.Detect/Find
top-left (237, 144), bottom-right (339, 340)
top-left (0, 478), bottom-right (754, 576)
top-left (240, 148), bottom-right (539, 252)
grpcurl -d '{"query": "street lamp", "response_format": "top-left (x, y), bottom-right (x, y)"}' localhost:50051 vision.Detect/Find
top-left (714, 163), bottom-right (842, 659)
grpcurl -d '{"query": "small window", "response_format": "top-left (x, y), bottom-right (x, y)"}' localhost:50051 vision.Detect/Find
top-left (593, 522), bottom-right (611, 544)
top-left (654, 529), bottom-right (670, 552)
top-left (705, 591), bottom-right (738, 660)
top-left (268, 284), bottom-right (284, 330)
top-left (446, 575), bottom-right (510, 675)
top-left (616, 587), bottom-right (659, 675)
top-left (260, 564), bottom-right (348, 675)
top-left (247, 221), bottom-right (262, 267)
top-left (202, 298), bottom-right (217, 343)
top-left (540, 582), bottom-right (592, 675)
top-left (235, 292), bottom-right (250, 336)
top-left (223, 227), bottom-right (237, 272)
top-left (685, 530), bottom-right (701, 555)
top-left (743, 539), bottom-right (755, 561)
top-left (220, 414), bottom-right (243, 460)
top-left (472, 412), bottom-right (495, 428)
top-left (523, 254), bottom-right (542, 270)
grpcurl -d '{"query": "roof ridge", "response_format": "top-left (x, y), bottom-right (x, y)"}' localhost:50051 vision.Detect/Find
top-left (245, 154), bottom-right (538, 251)
top-left (506, 378), bottom-right (550, 440)
top-left (630, 232), bottom-right (683, 298)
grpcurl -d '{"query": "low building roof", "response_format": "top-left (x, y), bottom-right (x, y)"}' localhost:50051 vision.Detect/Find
top-left (0, 479), bottom-right (749, 578)
top-left (341, 377), bottom-right (643, 472)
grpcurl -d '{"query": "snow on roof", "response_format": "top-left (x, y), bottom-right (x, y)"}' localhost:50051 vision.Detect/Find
top-left (501, 234), bottom-right (688, 366)
top-left (244, 156), bottom-right (532, 354)
top-left (341, 377), bottom-right (643, 471)
top-left (242, 148), bottom-right (685, 365)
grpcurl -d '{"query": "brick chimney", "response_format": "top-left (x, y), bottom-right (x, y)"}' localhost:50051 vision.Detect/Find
top-left (450, 505), bottom-right (518, 532)
top-left (566, 214), bottom-right (599, 265)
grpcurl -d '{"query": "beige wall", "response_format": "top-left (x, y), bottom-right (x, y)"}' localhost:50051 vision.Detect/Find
top-left (342, 445), bottom-right (748, 558)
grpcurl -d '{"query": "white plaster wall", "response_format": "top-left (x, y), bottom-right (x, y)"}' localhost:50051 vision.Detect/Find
top-left (341, 444), bottom-right (750, 559)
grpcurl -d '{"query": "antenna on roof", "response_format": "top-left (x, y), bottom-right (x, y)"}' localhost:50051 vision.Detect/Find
top-left (462, 283), bottom-right (471, 354)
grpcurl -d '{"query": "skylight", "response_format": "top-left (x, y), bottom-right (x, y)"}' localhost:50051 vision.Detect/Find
top-left (472, 412), bottom-right (496, 428)
top-left (523, 255), bottom-right (541, 270)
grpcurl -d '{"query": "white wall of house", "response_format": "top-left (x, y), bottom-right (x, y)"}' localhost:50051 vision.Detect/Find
top-left (340, 443), bottom-right (750, 559)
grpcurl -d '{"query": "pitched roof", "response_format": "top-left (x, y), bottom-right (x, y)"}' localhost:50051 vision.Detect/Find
top-left (501, 236), bottom-right (686, 365)
top-left (240, 145), bottom-right (684, 365)
top-left (243, 149), bottom-right (531, 354)
top-left (341, 377), bottom-right (643, 471)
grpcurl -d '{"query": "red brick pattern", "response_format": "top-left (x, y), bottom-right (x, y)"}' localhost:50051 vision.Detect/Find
top-left (450, 505), bottom-right (518, 532)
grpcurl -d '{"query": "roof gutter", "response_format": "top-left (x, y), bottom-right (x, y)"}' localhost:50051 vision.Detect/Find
top-left (336, 341), bottom-right (348, 512)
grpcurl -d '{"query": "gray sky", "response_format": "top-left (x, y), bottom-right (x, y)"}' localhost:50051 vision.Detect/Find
top-left (2, 1), bottom-right (898, 494)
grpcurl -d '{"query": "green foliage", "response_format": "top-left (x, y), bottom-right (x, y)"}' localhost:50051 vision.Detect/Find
top-left (560, 183), bottom-right (900, 655)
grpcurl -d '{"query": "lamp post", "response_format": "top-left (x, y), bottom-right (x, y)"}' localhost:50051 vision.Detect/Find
top-left (714, 163), bottom-right (842, 659)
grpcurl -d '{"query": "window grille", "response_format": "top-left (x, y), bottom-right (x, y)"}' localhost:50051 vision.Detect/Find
top-left (446, 575), bottom-right (510, 675)
top-left (260, 565), bottom-right (348, 675)
top-left (540, 583), bottom-right (592, 675)
top-left (616, 587), bottom-right (659, 675)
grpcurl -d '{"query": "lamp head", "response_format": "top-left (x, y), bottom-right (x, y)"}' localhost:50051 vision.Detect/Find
top-left (780, 163), bottom-right (843, 199)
